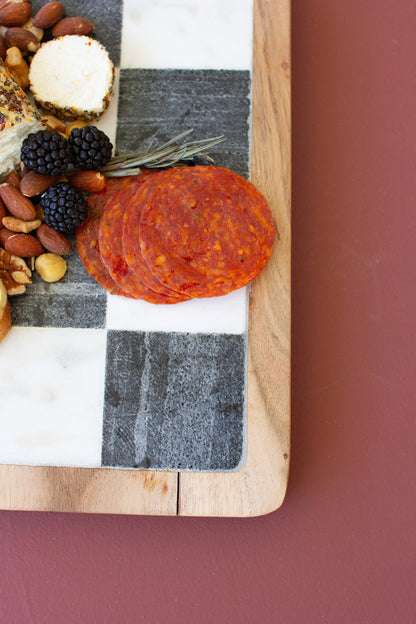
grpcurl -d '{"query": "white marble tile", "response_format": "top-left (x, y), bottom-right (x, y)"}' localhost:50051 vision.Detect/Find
top-left (106, 286), bottom-right (249, 334)
top-left (95, 67), bottom-right (120, 151)
top-left (0, 328), bottom-right (106, 467)
top-left (121, 0), bottom-right (253, 70)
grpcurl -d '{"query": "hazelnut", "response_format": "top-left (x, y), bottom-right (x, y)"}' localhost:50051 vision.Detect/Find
top-left (35, 253), bottom-right (67, 282)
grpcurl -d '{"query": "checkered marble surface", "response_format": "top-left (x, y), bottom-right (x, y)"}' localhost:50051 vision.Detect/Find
top-left (0, 0), bottom-right (253, 471)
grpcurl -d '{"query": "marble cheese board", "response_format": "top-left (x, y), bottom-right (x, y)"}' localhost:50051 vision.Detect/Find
top-left (0, 0), bottom-right (291, 516)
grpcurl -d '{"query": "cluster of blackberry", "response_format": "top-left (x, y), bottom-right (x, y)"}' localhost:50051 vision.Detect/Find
top-left (20, 126), bottom-right (113, 233)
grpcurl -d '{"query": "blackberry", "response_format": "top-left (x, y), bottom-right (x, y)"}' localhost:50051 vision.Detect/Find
top-left (41, 182), bottom-right (88, 234)
top-left (68, 126), bottom-right (113, 170)
top-left (21, 130), bottom-right (69, 176)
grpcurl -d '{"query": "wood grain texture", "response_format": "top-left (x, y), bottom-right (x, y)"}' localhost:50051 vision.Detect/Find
top-left (178, 0), bottom-right (291, 517)
top-left (0, 0), bottom-right (290, 516)
top-left (0, 465), bottom-right (178, 515)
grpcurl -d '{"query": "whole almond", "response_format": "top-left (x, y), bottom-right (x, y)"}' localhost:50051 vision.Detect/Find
top-left (33, 1), bottom-right (64, 29)
top-left (70, 170), bottom-right (106, 193)
top-left (0, 183), bottom-right (36, 220)
top-left (20, 170), bottom-right (56, 197)
top-left (52, 16), bottom-right (94, 38)
top-left (5, 233), bottom-right (44, 257)
top-left (0, 227), bottom-right (13, 247)
top-left (0, 1), bottom-right (31, 28)
top-left (0, 198), bottom-right (6, 220)
top-left (2, 215), bottom-right (42, 233)
top-left (37, 223), bottom-right (72, 255)
top-left (5, 27), bottom-right (40, 53)
top-left (6, 169), bottom-right (21, 188)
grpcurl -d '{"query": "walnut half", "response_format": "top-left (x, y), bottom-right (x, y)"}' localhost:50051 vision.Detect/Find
top-left (0, 247), bottom-right (32, 295)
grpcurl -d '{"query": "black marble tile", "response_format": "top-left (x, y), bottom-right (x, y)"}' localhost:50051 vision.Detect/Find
top-left (102, 331), bottom-right (246, 471)
top-left (116, 69), bottom-right (251, 178)
top-left (10, 236), bottom-right (107, 329)
top-left (30, 0), bottom-right (123, 66)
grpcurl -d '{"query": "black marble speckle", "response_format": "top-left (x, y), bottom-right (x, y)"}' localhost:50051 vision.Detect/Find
top-left (102, 331), bottom-right (246, 471)
top-left (116, 69), bottom-right (251, 179)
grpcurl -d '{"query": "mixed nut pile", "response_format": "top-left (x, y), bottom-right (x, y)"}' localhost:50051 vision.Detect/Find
top-left (0, 0), bottom-right (95, 91)
top-left (0, 124), bottom-right (110, 289)
top-left (0, 0), bottom-right (110, 341)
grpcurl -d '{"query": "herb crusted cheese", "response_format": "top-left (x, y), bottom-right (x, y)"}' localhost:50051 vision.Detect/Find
top-left (0, 61), bottom-right (43, 178)
top-left (29, 36), bottom-right (114, 121)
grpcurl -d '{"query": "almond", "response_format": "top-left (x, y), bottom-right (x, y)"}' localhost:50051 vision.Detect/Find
top-left (0, 183), bottom-right (37, 220)
top-left (0, 1), bottom-right (31, 28)
top-left (70, 170), bottom-right (106, 193)
top-left (5, 232), bottom-right (44, 257)
top-left (36, 223), bottom-right (72, 255)
top-left (5, 26), bottom-right (40, 53)
top-left (2, 215), bottom-right (42, 233)
top-left (0, 198), bottom-right (6, 220)
top-left (52, 16), bottom-right (94, 38)
top-left (33, 1), bottom-right (64, 29)
top-left (20, 170), bottom-right (56, 197)
top-left (0, 227), bottom-right (13, 247)
top-left (6, 169), bottom-right (21, 188)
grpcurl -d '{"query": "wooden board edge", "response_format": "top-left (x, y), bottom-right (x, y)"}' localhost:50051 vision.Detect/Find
top-left (0, 0), bottom-right (290, 518)
top-left (177, 0), bottom-right (291, 517)
top-left (0, 465), bottom-right (178, 515)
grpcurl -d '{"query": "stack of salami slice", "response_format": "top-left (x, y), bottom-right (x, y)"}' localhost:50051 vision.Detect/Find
top-left (76, 166), bottom-right (276, 304)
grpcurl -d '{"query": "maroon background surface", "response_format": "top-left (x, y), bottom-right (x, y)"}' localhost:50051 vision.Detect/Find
top-left (1, 1), bottom-right (415, 622)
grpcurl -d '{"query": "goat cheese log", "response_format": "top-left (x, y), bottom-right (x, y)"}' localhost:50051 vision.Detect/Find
top-left (0, 61), bottom-right (43, 178)
top-left (29, 36), bottom-right (114, 120)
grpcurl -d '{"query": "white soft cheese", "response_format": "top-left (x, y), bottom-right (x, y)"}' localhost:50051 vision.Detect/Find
top-left (29, 36), bottom-right (114, 119)
top-left (0, 119), bottom-right (43, 177)
top-left (0, 63), bottom-right (44, 178)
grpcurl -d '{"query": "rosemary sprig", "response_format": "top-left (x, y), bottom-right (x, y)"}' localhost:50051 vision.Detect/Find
top-left (100, 129), bottom-right (226, 177)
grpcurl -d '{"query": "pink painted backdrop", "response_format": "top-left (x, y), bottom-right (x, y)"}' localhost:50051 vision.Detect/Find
top-left (1, 1), bottom-right (415, 622)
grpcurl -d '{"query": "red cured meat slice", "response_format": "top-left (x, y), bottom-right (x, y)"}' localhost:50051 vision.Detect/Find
top-left (122, 170), bottom-right (190, 300)
top-left (138, 166), bottom-right (276, 298)
top-left (98, 175), bottom-right (186, 304)
top-left (76, 179), bottom-right (133, 297)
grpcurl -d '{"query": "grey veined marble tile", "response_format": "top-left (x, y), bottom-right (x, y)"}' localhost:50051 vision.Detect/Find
top-left (116, 69), bottom-right (251, 178)
top-left (10, 236), bottom-right (107, 329)
top-left (102, 331), bottom-right (246, 471)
